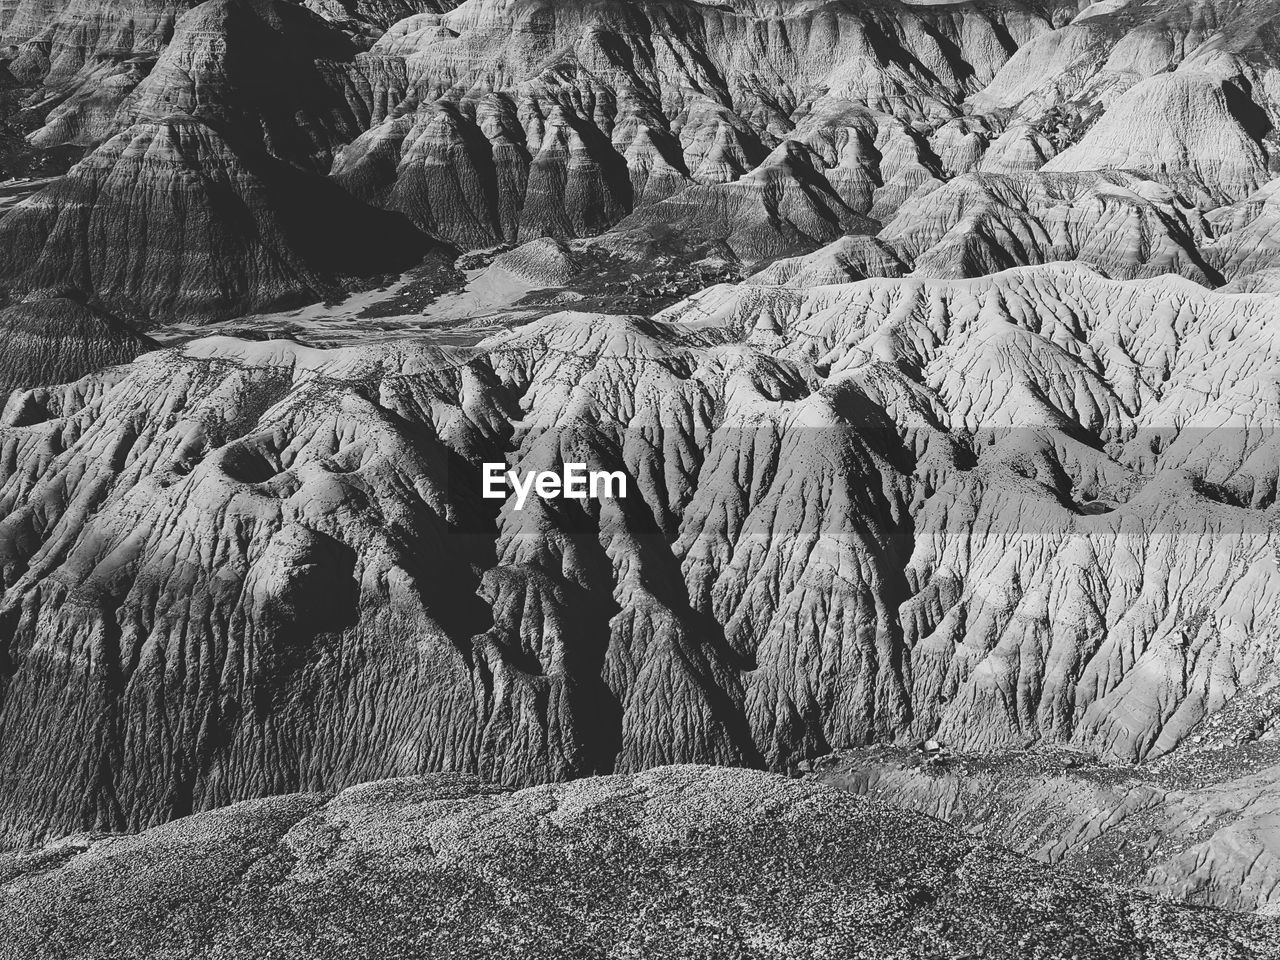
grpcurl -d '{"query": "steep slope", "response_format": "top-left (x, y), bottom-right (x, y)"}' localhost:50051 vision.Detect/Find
top-left (747, 235), bottom-right (908, 286)
top-left (1042, 67), bottom-right (1271, 200)
top-left (0, 116), bottom-right (435, 324)
top-left (332, 96), bottom-right (532, 248)
top-left (0, 292), bottom-right (154, 398)
top-left (303, 0), bottom-right (459, 38)
top-left (7, 0), bottom-right (1280, 897)
top-left (9, 0), bottom-right (1280, 289)
top-left (0, 767), bottom-right (1274, 960)
top-left (1205, 176), bottom-right (1280, 279)
top-left (324, 0), bottom-right (1063, 250)
top-left (1, 0), bottom-right (188, 86)
top-left (4, 265), bottom-right (1280, 848)
top-left (11, 0), bottom-right (397, 176)
top-left (665, 265), bottom-right (1280, 763)
top-left (600, 140), bottom-right (877, 266)
top-left (876, 170), bottom-right (1219, 282)
top-left (99, 0), bottom-right (371, 170)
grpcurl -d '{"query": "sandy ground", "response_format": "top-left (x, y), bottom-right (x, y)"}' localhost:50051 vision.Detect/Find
top-left (148, 263), bottom-right (562, 348)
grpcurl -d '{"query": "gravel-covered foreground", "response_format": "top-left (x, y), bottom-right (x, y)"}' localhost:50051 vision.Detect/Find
top-left (0, 765), bottom-right (1274, 960)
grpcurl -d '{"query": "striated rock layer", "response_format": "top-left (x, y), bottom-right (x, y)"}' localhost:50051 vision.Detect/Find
top-left (5, 264), bottom-right (1280, 848)
top-left (1, 0), bottom-right (440, 321)
top-left (0, 115), bottom-right (437, 324)
top-left (10, 0), bottom-right (1280, 323)
top-left (0, 291), bottom-right (153, 398)
top-left (324, 0), bottom-right (1064, 255)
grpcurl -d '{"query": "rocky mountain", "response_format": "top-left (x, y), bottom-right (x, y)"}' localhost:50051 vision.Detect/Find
top-left (5, 0), bottom-right (1280, 317)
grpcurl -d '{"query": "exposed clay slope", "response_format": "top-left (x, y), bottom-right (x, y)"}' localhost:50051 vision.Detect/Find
top-left (0, 766), bottom-right (1274, 960)
top-left (15, 0), bottom-right (1280, 294)
top-left (600, 140), bottom-right (878, 266)
top-left (9, 0), bottom-right (1280, 287)
top-left (323, 0), bottom-right (1062, 253)
top-left (876, 170), bottom-right (1220, 282)
top-left (6, 0), bottom-right (1280, 888)
top-left (0, 116), bottom-right (435, 324)
top-left (665, 265), bottom-right (1280, 764)
top-left (0, 292), bottom-right (154, 398)
top-left (9, 0), bottom-right (397, 178)
top-left (4, 265), bottom-right (1280, 847)
top-left (108, 0), bottom-right (372, 170)
top-left (747, 235), bottom-right (908, 286)
top-left (1042, 67), bottom-right (1270, 200)
top-left (304, 0), bottom-right (459, 39)
top-left (1, 0), bottom-right (188, 86)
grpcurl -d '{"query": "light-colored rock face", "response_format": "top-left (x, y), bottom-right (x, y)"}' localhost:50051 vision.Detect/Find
top-left (302, 0), bottom-right (458, 39)
top-left (876, 170), bottom-right (1219, 283)
top-left (4, 264), bottom-right (1280, 851)
top-left (0, 766), bottom-right (1274, 959)
top-left (1042, 68), bottom-right (1271, 200)
top-left (5, 0), bottom-right (1280, 935)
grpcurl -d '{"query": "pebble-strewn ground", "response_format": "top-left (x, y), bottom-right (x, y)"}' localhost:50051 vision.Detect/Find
top-left (1, 766), bottom-right (1275, 960)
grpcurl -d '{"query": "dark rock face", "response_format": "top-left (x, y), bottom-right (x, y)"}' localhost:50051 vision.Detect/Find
top-left (0, 292), bottom-right (153, 398)
top-left (109, 0), bottom-right (369, 171)
top-left (0, 0), bottom-right (439, 322)
top-left (0, 115), bottom-right (436, 324)
top-left (0, 766), bottom-right (1274, 960)
top-left (332, 96), bottom-right (541, 249)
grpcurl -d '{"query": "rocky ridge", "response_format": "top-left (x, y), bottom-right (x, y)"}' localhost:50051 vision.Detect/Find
top-left (3, 0), bottom-right (1280, 937)
top-left (3, 264), bottom-right (1280, 857)
top-left (0, 114), bottom-right (438, 325)
top-left (0, 765), bottom-right (1274, 959)
top-left (6, 0), bottom-right (1280, 323)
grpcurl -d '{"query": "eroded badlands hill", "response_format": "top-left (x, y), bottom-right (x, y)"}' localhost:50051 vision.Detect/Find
top-left (0, 0), bottom-right (1266, 323)
top-left (4, 0), bottom-right (1280, 328)
top-left (0, 766), bottom-right (1274, 959)
top-left (3, 264), bottom-right (1280, 855)
top-left (5, 0), bottom-right (1280, 931)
